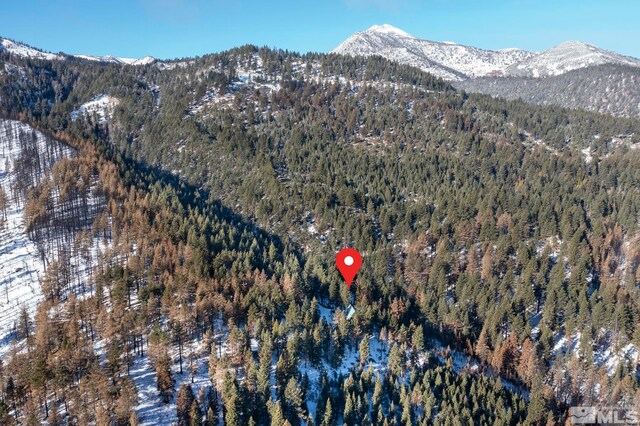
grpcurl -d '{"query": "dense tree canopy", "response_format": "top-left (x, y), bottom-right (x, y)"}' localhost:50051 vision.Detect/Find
top-left (0, 44), bottom-right (639, 424)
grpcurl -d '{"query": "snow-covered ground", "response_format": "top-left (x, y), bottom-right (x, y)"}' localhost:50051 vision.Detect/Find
top-left (71, 94), bottom-right (120, 123)
top-left (599, 343), bottom-right (640, 375)
top-left (0, 119), bottom-right (111, 357)
top-left (0, 38), bottom-right (63, 61)
top-left (188, 55), bottom-right (282, 115)
top-left (302, 331), bottom-right (389, 420)
top-left (553, 331), bottom-right (640, 375)
top-left (131, 347), bottom-right (212, 425)
top-left (0, 120), bottom-right (72, 356)
top-left (188, 53), bottom-right (433, 121)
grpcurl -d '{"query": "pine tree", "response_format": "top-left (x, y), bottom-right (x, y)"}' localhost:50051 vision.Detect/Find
top-left (283, 377), bottom-right (304, 425)
top-left (343, 393), bottom-right (355, 425)
top-left (526, 375), bottom-right (548, 425)
top-left (493, 333), bottom-right (520, 378)
top-left (517, 338), bottom-right (539, 386)
top-left (208, 348), bottom-right (218, 386)
top-left (412, 325), bottom-right (425, 352)
top-left (320, 398), bottom-right (333, 426)
top-left (388, 343), bottom-right (404, 377)
top-left (130, 411), bottom-right (140, 426)
top-left (270, 399), bottom-right (285, 426)
top-left (359, 337), bottom-right (370, 366)
top-left (0, 187), bottom-right (7, 222)
top-left (222, 373), bottom-right (242, 426)
top-left (401, 392), bottom-right (412, 426)
top-left (177, 384), bottom-right (196, 426)
top-left (475, 327), bottom-right (491, 364)
top-left (206, 407), bottom-right (217, 426)
top-left (190, 400), bottom-right (203, 426)
top-left (372, 374), bottom-right (384, 420)
top-left (156, 353), bottom-right (175, 403)
top-left (17, 306), bottom-right (31, 341)
top-left (258, 332), bottom-right (273, 399)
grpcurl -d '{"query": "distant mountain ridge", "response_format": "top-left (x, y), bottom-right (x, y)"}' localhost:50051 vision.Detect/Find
top-left (332, 24), bottom-right (535, 81)
top-left (4, 28), bottom-right (640, 118)
top-left (457, 63), bottom-right (640, 118)
top-left (333, 24), bottom-right (640, 118)
top-left (0, 37), bottom-right (155, 65)
top-left (506, 40), bottom-right (640, 78)
top-left (332, 24), bottom-right (640, 81)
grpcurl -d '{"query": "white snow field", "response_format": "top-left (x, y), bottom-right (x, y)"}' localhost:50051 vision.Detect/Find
top-left (0, 119), bottom-right (110, 357)
top-left (0, 119), bottom-right (72, 356)
top-left (71, 94), bottom-right (120, 123)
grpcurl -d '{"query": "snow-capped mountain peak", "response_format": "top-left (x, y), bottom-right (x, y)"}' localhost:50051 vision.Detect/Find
top-left (73, 54), bottom-right (156, 65)
top-left (333, 26), bottom-right (640, 81)
top-left (507, 40), bottom-right (640, 77)
top-left (130, 56), bottom-right (156, 65)
top-left (366, 24), bottom-right (413, 38)
top-left (332, 24), bottom-right (534, 81)
top-left (1, 37), bottom-right (155, 66)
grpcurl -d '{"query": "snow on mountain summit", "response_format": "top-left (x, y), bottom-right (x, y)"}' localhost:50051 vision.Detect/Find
top-left (506, 40), bottom-right (640, 77)
top-left (366, 24), bottom-right (413, 37)
top-left (0, 38), bottom-right (63, 61)
top-left (1, 37), bottom-right (154, 66)
top-left (332, 24), bottom-right (534, 81)
top-left (333, 26), bottom-right (640, 81)
top-left (73, 54), bottom-right (156, 65)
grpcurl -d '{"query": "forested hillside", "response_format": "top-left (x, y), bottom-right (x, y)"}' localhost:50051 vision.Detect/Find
top-left (456, 64), bottom-right (640, 119)
top-left (1, 43), bottom-right (640, 424)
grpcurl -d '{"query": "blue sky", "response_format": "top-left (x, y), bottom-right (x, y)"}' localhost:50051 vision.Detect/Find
top-left (4, 0), bottom-right (640, 59)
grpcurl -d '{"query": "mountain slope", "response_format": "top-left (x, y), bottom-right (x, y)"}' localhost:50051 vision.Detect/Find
top-left (333, 25), bottom-right (640, 82)
top-left (2, 40), bottom-right (640, 425)
top-left (0, 119), bottom-right (110, 357)
top-left (332, 24), bottom-right (533, 81)
top-left (73, 54), bottom-right (156, 65)
top-left (333, 25), bottom-right (640, 117)
top-left (0, 38), bottom-right (62, 61)
top-left (506, 41), bottom-right (640, 77)
top-left (456, 63), bottom-right (640, 118)
top-left (1, 36), bottom-right (154, 65)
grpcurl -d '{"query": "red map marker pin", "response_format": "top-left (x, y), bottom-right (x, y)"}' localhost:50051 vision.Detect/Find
top-left (336, 248), bottom-right (362, 289)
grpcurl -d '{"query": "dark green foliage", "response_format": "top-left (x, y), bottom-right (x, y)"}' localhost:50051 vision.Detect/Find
top-left (1, 42), bottom-right (639, 425)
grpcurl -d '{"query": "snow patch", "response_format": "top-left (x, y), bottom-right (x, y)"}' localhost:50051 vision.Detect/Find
top-left (73, 54), bottom-right (155, 65)
top-left (71, 94), bottom-right (119, 123)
